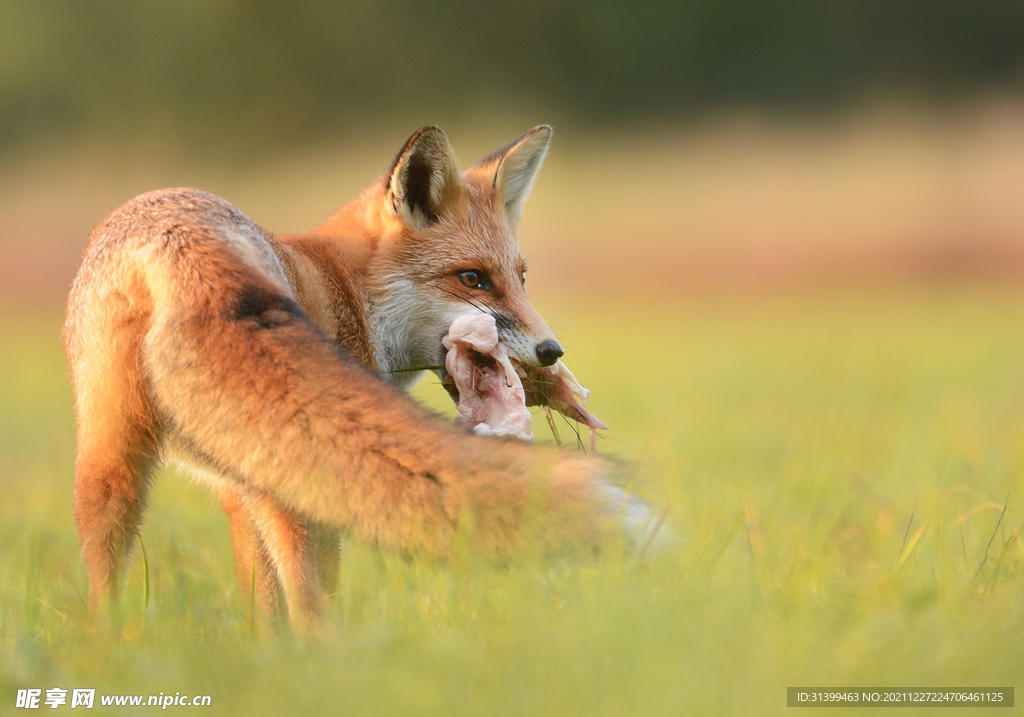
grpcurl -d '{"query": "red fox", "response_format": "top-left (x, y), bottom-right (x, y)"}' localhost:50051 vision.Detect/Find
top-left (63, 126), bottom-right (647, 629)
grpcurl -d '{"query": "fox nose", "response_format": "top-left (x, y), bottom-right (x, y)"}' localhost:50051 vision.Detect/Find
top-left (535, 339), bottom-right (564, 367)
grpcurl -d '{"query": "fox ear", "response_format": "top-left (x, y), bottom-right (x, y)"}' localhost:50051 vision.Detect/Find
top-left (476, 125), bottom-right (552, 230)
top-left (385, 126), bottom-right (461, 229)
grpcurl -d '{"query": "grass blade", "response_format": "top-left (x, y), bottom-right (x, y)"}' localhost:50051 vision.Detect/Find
top-left (138, 533), bottom-right (150, 608)
top-left (974, 491), bottom-right (1009, 580)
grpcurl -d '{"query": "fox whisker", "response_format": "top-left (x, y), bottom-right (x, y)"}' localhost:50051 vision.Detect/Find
top-left (435, 284), bottom-right (496, 317)
top-left (385, 365), bottom-right (446, 373)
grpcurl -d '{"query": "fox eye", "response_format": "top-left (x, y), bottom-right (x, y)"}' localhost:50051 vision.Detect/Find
top-left (520, 270), bottom-right (527, 285)
top-left (458, 270), bottom-right (488, 289)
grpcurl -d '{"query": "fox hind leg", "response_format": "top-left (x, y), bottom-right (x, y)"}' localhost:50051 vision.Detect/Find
top-left (220, 488), bottom-right (283, 630)
top-left (310, 522), bottom-right (341, 601)
top-left (74, 433), bottom-right (158, 609)
top-left (244, 494), bottom-right (327, 632)
top-left (69, 316), bottom-right (159, 609)
top-left (222, 495), bottom-right (340, 631)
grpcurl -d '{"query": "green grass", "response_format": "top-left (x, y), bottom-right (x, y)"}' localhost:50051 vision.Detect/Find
top-left (2, 286), bottom-right (1023, 715)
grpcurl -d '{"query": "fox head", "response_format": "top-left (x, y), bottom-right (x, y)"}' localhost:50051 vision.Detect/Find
top-left (360, 125), bottom-right (563, 387)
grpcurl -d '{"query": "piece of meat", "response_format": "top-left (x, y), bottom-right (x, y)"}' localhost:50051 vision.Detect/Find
top-left (519, 359), bottom-right (610, 451)
top-left (441, 313), bottom-right (608, 449)
top-left (441, 313), bottom-right (533, 440)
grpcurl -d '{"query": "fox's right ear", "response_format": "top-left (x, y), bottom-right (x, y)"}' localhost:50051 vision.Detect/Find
top-left (468, 125), bottom-right (552, 231)
top-left (385, 126), bottom-right (461, 229)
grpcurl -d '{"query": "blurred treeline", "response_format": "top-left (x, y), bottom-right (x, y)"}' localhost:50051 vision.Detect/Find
top-left (2, 0), bottom-right (1023, 157)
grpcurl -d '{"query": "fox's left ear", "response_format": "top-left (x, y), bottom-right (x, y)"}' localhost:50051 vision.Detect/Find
top-left (385, 126), bottom-right (462, 230)
top-left (473, 125), bottom-right (552, 230)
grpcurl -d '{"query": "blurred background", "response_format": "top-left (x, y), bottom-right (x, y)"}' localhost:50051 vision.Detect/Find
top-left (1, 0), bottom-right (1024, 309)
top-left (4, 5), bottom-right (1024, 709)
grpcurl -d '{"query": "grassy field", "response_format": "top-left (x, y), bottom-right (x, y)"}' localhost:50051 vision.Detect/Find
top-left (1, 285), bottom-right (1022, 715)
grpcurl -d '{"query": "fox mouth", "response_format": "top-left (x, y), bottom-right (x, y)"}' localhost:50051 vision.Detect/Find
top-left (431, 329), bottom-right (554, 409)
top-left (437, 314), bottom-right (608, 448)
top-left (438, 350), bottom-right (569, 413)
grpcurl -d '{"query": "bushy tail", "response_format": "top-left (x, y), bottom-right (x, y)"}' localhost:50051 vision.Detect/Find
top-left (143, 246), bottom-right (620, 557)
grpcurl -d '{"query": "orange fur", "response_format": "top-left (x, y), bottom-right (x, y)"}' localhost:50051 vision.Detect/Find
top-left (63, 126), bottom-right (616, 628)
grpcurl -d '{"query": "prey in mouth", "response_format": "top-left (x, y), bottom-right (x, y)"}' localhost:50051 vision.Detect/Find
top-left (439, 313), bottom-right (609, 450)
